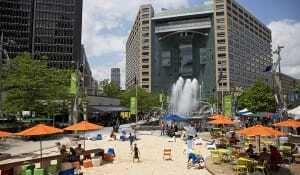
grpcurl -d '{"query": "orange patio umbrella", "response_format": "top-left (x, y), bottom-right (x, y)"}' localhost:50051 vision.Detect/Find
top-left (238, 124), bottom-right (286, 151)
top-left (208, 114), bottom-right (227, 120)
top-left (273, 119), bottom-right (300, 128)
top-left (17, 124), bottom-right (63, 163)
top-left (208, 117), bottom-right (236, 125)
top-left (0, 130), bottom-right (11, 138)
top-left (64, 120), bottom-right (103, 148)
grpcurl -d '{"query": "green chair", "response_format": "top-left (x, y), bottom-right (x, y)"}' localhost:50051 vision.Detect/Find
top-left (47, 165), bottom-right (57, 175)
top-left (211, 150), bottom-right (221, 164)
top-left (255, 160), bottom-right (268, 175)
top-left (33, 168), bottom-right (44, 175)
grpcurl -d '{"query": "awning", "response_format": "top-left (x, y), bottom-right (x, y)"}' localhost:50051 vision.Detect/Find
top-left (89, 106), bottom-right (129, 112)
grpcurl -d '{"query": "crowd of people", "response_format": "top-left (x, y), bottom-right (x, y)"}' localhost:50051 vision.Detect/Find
top-left (59, 143), bottom-right (85, 163)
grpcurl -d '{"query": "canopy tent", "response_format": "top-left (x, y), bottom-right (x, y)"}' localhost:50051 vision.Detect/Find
top-left (17, 124), bottom-right (63, 164)
top-left (288, 106), bottom-right (300, 120)
top-left (161, 114), bottom-right (189, 122)
top-left (64, 120), bottom-right (103, 148)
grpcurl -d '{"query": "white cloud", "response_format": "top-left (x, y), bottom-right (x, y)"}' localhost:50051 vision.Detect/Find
top-left (268, 20), bottom-right (300, 79)
top-left (82, 0), bottom-right (191, 88)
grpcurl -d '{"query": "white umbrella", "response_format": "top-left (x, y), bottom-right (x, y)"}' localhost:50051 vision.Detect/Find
top-left (288, 105), bottom-right (300, 120)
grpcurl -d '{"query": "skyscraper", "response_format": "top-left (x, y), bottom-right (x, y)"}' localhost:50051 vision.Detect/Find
top-left (0, 0), bottom-right (83, 68)
top-left (111, 68), bottom-right (121, 88)
top-left (126, 0), bottom-right (272, 98)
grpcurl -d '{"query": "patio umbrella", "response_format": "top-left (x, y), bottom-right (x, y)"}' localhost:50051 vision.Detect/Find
top-left (237, 124), bottom-right (286, 151)
top-left (208, 117), bottom-right (235, 125)
top-left (208, 114), bottom-right (227, 120)
top-left (273, 119), bottom-right (300, 128)
top-left (17, 124), bottom-right (63, 164)
top-left (0, 130), bottom-right (11, 138)
top-left (64, 120), bottom-right (103, 149)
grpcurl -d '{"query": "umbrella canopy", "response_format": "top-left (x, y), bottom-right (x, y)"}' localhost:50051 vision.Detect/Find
top-left (16, 124), bottom-right (63, 165)
top-left (208, 114), bottom-right (227, 120)
top-left (0, 130), bottom-right (11, 137)
top-left (17, 124), bottom-right (63, 136)
top-left (238, 125), bottom-right (285, 137)
top-left (208, 117), bottom-right (235, 125)
top-left (64, 120), bottom-right (103, 131)
top-left (273, 119), bottom-right (300, 128)
top-left (161, 114), bottom-right (188, 122)
top-left (64, 121), bottom-right (103, 149)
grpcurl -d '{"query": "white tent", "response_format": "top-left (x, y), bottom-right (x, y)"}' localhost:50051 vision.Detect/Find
top-left (288, 106), bottom-right (300, 120)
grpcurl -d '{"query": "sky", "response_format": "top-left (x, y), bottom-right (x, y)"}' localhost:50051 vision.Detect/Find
top-left (82, 0), bottom-right (300, 88)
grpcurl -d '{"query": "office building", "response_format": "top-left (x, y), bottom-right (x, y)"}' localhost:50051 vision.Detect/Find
top-left (126, 0), bottom-right (272, 98)
top-left (111, 68), bottom-right (121, 88)
top-left (126, 4), bottom-right (154, 92)
top-left (0, 0), bottom-right (83, 68)
top-left (277, 73), bottom-right (299, 103)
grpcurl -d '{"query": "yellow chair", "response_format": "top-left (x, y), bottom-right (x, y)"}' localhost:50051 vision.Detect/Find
top-left (233, 159), bottom-right (248, 175)
top-left (211, 150), bottom-right (221, 164)
top-left (255, 160), bottom-right (268, 175)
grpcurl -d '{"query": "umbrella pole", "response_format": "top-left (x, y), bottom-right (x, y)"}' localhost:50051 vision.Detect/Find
top-left (40, 137), bottom-right (43, 167)
top-left (258, 136), bottom-right (260, 152)
top-left (84, 131), bottom-right (86, 149)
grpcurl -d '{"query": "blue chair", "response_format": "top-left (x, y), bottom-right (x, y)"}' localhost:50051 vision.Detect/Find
top-left (96, 134), bottom-right (102, 140)
top-left (107, 148), bottom-right (115, 157)
top-left (58, 169), bottom-right (74, 175)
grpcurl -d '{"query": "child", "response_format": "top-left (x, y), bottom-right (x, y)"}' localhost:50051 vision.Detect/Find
top-left (133, 143), bottom-right (140, 162)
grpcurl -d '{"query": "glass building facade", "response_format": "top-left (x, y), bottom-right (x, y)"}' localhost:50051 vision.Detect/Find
top-left (0, 0), bottom-right (82, 68)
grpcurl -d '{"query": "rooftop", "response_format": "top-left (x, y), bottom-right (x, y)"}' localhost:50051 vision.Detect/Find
top-left (153, 2), bottom-right (213, 20)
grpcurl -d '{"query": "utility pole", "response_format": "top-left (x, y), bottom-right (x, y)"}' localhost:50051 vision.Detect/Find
top-left (273, 45), bottom-right (285, 114)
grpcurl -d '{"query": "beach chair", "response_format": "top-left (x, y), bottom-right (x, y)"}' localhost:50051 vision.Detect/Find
top-left (163, 148), bottom-right (172, 160)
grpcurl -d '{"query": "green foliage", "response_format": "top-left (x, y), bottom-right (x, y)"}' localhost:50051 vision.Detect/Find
top-left (119, 87), bottom-right (160, 112)
top-left (238, 80), bottom-right (276, 112)
top-left (103, 81), bottom-right (120, 97)
top-left (0, 52), bottom-right (72, 116)
top-left (207, 95), bottom-right (217, 105)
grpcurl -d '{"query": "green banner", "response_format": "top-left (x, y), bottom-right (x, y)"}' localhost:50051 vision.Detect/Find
top-left (70, 72), bottom-right (77, 95)
top-left (224, 95), bottom-right (232, 117)
top-left (130, 97), bottom-right (137, 114)
top-left (159, 94), bottom-right (163, 103)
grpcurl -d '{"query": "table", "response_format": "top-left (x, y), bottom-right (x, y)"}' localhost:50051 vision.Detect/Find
top-left (237, 157), bottom-right (257, 171)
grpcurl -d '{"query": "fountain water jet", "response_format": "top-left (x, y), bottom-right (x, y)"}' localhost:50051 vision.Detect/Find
top-left (169, 77), bottom-right (199, 115)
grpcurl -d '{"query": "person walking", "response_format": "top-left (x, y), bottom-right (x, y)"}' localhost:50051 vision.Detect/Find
top-left (132, 143), bottom-right (140, 162)
top-left (129, 133), bottom-right (134, 150)
top-left (160, 121), bottom-right (165, 136)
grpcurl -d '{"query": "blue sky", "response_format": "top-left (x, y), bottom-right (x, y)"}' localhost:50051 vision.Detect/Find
top-left (82, 0), bottom-right (300, 88)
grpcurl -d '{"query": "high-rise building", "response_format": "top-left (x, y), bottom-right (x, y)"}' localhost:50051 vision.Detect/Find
top-left (0, 0), bottom-right (83, 68)
top-left (111, 68), bottom-right (121, 88)
top-left (126, 4), bottom-right (154, 92)
top-left (126, 0), bottom-right (272, 98)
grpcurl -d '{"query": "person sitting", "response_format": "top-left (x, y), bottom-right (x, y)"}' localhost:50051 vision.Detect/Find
top-left (246, 144), bottom-right (257, 159)
top-left (229, 132), bottom-right (239, 146)
top-left (69, 147), bottom-right (78, 162)
top-left (259, 147), bottom-right (270, 163)
top-left (60, 145), bottom-right (69, 163)
top-left (132, 143), bottom-right (140, 162)
top-left (75, 144), bottom-right (85, 161)
top-left (269, 145), bottom-right (282, 171)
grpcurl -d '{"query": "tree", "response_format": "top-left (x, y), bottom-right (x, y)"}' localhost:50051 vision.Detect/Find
top-left (238, 80), bottom-right (276, 112)
top-left (103, 81), bottom-right (120, 97)
top-left (119, 87), bottom-right (160, 113)
top-left (0, 52), bottom-right (72, 116)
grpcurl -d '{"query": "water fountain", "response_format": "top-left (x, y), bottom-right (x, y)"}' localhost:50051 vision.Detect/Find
top-left (169, 77), bottom-right (201, 115)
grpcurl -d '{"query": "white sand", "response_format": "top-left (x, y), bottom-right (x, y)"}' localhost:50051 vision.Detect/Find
top-left (81, 134), bottom-right (212, 175)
